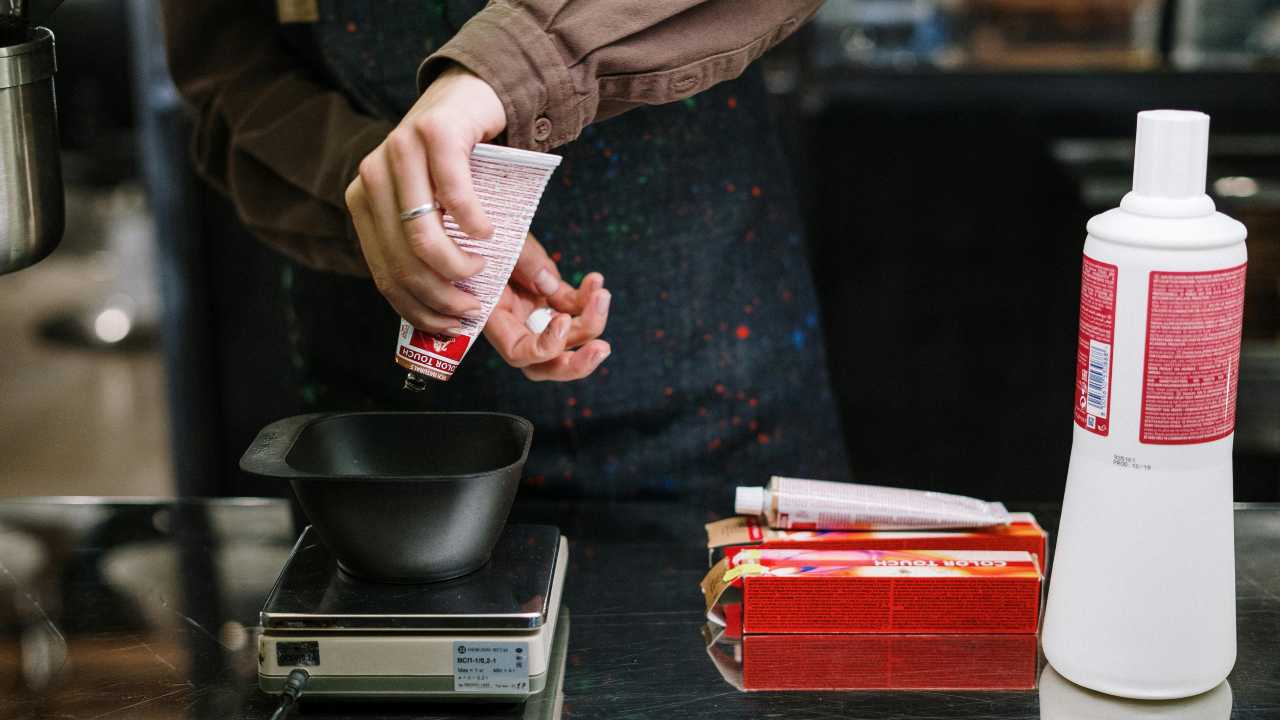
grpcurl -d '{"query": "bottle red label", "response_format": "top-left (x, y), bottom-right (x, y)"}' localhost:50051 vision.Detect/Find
top-left (1139, 264), bottom-right (1247, 444)
top-left (1074, 256), bottom-right (1118, 436)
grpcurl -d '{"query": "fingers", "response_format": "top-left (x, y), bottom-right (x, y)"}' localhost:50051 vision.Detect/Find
top-left (363, 141), bottom-right (485, 283)
top-left (522, 340), bottom-right (612, 382)
top-left (484, 299), bottom-right (610, 374)
top-left (353, 154), bottom-right (483, 329)
top-left (564, 288), bottom-right (610, 347)
top-left (354, 209), bottom-right (464, 335)
top-left (511, 232), bottom-right (562, 298)
top-left (384, 126), bottom-right (444, 262)
top-left (548, 272), bottom-right (604, 314)
top-left (482, 279), bottom-right (612, 382)
top-left (510, 234), bottom-right (607, 315)
top-left (378, 285), bottom-right (466, 336)
top-left (485, 282), bottom-right (609, 357)
top-left (485, 308), bottom-right (573, 368)
top-left (418, 113), bottom-right (493, 240)
top-left (395, 270), bottom-right (483, 324)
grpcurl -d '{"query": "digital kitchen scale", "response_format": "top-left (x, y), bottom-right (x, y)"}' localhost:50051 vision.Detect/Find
top-left (259, 524), bottom-right (568, 701)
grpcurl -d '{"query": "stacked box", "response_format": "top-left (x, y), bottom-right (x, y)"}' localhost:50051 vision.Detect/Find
top-left (699, 513), bottom-right (1048, 691)
top-left (702, 548), bottom-right (1042, 635)
top-left (706, 512), bottom-right (1048, 570)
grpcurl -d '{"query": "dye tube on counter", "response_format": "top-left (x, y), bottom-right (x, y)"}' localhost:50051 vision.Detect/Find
top-left (734, 476), bottom-right (1011, 531)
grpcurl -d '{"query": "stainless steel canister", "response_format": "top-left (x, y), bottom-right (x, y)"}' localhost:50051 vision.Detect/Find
top-left (0, 27), bottom-right (62, 275)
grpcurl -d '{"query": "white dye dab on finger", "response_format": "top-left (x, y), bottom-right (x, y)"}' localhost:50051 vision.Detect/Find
top-left (526, 307), bottom-right (555, 334)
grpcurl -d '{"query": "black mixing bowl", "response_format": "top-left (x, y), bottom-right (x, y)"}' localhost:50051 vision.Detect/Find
top-left (240, 412), bottom-right (533, 583)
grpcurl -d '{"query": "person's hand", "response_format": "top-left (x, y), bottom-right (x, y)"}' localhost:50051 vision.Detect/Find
top-left (345, 64), bottom-right (506, 335)
top-left (485, 233), bottom-right (612, 382)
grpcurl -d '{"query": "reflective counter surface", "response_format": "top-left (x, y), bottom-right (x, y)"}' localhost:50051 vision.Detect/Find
top-left (0, 498), bottom-right (1277, 719)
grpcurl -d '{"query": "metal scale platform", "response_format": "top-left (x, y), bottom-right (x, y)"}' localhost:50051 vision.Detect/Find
top-left (259, 524), bottom-right (568, 701)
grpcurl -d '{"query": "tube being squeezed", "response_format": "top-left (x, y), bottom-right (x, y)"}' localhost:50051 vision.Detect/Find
top-left (735, 476), bottom-right (1011, 530)
top-left (396, 144), bottom-right (562, 388)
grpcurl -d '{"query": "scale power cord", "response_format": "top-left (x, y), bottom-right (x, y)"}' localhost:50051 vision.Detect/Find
top-left (270, 668), bottom-right (310, 720)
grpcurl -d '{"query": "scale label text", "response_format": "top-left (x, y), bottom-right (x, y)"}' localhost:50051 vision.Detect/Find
top-left (452, 641), bottom-right (530, 694)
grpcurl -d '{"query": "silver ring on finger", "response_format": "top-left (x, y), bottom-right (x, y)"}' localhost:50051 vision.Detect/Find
top-left (399, 202), bottom-right (442, 222)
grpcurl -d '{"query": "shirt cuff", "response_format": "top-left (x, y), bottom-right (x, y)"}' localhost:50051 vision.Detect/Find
top-left (416, 2), bottom-right (589, 152)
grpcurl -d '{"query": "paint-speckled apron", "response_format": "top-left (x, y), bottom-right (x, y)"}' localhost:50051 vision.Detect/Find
top-left (275, 0), bottom-right (850, 506)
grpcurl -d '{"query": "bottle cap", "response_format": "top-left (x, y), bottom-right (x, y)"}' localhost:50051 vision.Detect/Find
top-left (1131, 110), bottom-right (1210, 200)
top-left (735, 486), bottom-right (766, 516)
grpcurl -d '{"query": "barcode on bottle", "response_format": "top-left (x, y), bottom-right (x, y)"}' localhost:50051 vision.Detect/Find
top-left (1086, 340), bottom-right (1110, 419)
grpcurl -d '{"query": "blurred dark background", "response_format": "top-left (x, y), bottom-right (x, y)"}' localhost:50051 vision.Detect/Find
top-left (1, 0), bottom-right (1277, 503)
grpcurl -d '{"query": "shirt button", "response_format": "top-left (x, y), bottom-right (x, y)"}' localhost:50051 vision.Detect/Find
top-left (673, 74), bottom-right (699, 93)
top-left (533, 117), bottom-right (553, 142)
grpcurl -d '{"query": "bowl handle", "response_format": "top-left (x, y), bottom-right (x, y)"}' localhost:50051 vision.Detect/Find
top-left (238, 413), bottom-right (327, 478)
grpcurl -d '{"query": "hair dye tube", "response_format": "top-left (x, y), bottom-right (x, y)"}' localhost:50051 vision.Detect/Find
top-left (395, 144), bottom-right (561, 388)
top-left (733, 476), bottom-right (1011, 530)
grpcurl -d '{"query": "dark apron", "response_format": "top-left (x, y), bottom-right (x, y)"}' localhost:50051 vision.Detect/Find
top-left (274, 0), bottom-right (850, 507)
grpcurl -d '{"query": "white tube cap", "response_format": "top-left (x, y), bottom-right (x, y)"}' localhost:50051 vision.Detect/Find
top-left (1132, 110), bottom-right (1209, 200)
top-left (735, 486), bottom-right (766, 516)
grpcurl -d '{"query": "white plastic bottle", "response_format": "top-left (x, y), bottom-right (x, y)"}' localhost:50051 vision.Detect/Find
top-left (1043, 110), bottom-right (1246, 699)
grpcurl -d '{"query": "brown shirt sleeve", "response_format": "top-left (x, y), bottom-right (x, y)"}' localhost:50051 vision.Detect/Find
top-left (161, 1), bottom-right (815, 273)
top-left (419, 0), bottom-right (823, 151)
top-left (160, 1), bottom-right (392, 276)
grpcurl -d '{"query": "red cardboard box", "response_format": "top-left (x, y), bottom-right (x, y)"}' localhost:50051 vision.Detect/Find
top-left (744, 634), bottom-right (1038, 690)
top-left (706, 512), bottom-right (1049, 572)
top-left (702, 548), bottom-right (1042, 635)
top-left (702, 625), bottom-right (1039, 691)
